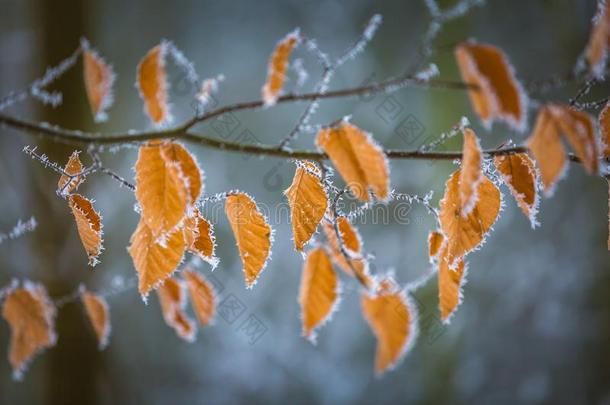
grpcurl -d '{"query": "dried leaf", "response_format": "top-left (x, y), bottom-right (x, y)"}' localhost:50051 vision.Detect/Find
top-left (361, 279), bottom-right (417, 375)
top-left (548, 104), bottom-right (598, 174)
top-left (58, 151), bottom-right (84, 195)
top-left (262, 30), bottom-right (299, 106)
top-left (439, 171), bottom-right (501, 268)
top-left (128, 219), bottom-right (185, 299)
top-left (225, 193), bottom-right (273, 288)
top-left (160, 142), bottom-right (203, 204)
top-left (135, 143), bottom-right (189, 240)
top-left (299, 248), bottom-right (339, 341)
top-left (284, 161), bottom-right (328, 250)
top-left (316, 122), bottom-right (390, 202)
top-left (586, 1), bottom-right (610, 78)
top-left (156, 278), bottom-right (196, 342)
top-left (68, 194), bottom-right (103, 266)
top-left (526, 106), bottom-right (566, 196)
top-left (183, 270), bottom-right (216, 326)
top-left (137, 43), bottom-right (170, 125)
top-left (81, 291), bottom-right (110, 350)
top-left (322, 218), bottom-right (371, 287)
top-left (494, 153), bottom-right (539, 227)
top-left (428, 231), bottom-right (444, 261)
top-left (459, 128), bottom-right (482, 216)
top-left (438, 249), bottom-right (467, 323)
top-left (184, 209), bottom-right (217, 267)
top-left (455, 41), bottom-right (527, 131)
top-left (82, 45), bottom-right (114, 122)
top-left (2, 282), bottom-right (56, 380)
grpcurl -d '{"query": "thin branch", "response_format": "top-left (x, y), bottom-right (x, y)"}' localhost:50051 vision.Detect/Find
top-left (12, 120), bottom-right (580, 163)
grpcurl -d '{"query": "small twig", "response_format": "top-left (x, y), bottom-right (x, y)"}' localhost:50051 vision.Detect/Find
top-left (0, 217), bottom-right (37, 245)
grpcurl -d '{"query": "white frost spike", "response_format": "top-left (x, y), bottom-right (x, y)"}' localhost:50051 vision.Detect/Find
top-left (196, 74), bottom-right (224, 108)
top-left (414, 63), bottom-right (440, 81)
top-left (0, 217), bottom-right (37, 245)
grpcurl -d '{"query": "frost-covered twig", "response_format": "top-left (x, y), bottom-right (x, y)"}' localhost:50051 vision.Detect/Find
top-left (0, 217), bottom-right (37, 245)
top-left (0, 45), bottom-right (82, 111)
top-left (408, 0), bottom-right (484, 74)
top-left (418, 117), bottom-right (469, 152)
top-left (278, 14), bottom-right (384, 149)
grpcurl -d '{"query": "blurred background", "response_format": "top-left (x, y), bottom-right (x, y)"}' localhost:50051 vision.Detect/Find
top-left (1, 0), bottom-right (609, 403)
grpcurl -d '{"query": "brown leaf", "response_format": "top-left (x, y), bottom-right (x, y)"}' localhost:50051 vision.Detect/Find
top-left (459, 128), bottom-right (483, 215)
top-left (439, 171), bottom-right (501, 268)
top-left (299, 248), bottom-right (339, 341)
top-left (82, 43), bottom-right (114, 122)
top-left (284, 161), bottom-right (328, 250)
top-left (586, 1), bottom-right (610, 77)
top-left (428, 231), bottom-right (444, 261)
top-left (262, 30), bottom-right (299, 106)
top-left (316, 122), bottom-right (390, 202)
top-left (599, 100), bottom-right (610, 159)
top-left (225, 193), bottom-right (273, 288)
top-left (81, 291), bottom-right (111, 350)
top-left (184, 209), bottom-right (217, 267)
top-left (156, 278), bottom-right (196, 342)
top-left (438, 248), bottom-right (467, 323)
top-left (455, 41), bottom-right (528, 131)
top-left (322, 218), bottom-right (372, 287)
top-left (361, 279), bottom-right (417, 375)
top-left (548, 104), bottom-right (598, 174)
top-left (160, 142), bottom-right (203, 204)
top-left (494, 153), bottom-right (539, 227)
top-left (135, 143), bottom-right (189, 240)
top-left (183, 269), bottom-right (216, 327)
top-left (137, 43), bottom-right (170, 125)
top-left (2, 282), bottom-right (56, 380)
top-left (68, 194), bottom-right (103, 266)
top-left (128, 219), bottom-right (185, 299)
top-left (58, 150), bottom-right (84, 195)
top-left (526, 106), bottom-right (566, 195)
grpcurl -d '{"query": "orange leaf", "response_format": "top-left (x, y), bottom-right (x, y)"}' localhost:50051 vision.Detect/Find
top-left (459, 128), bottom-right (482, 215)
top-left (428, 231), bottom-right (444, 261)
top-left (58, 150), bottom-right (84, 195)
top-left (184, 209), bottom-right (218, 267)
top-left (316, 122), bottom-right (390, 201)
top-left (82, 43), bottom-right (114, 122)
top-left (225, 193), bottom-right (273, 288)
top-left (156, 278), bottom-right (196, 342)
top-left (438, 249), bottom-right (467, 323)
top-left (2, 282), bottom-right (56, 380)
top-left (548, 104), bottom-right (598, 174)
top-left (494, 153), bottom-right (539, 227)
top-left (599, 101), bottom-right (610, 158)
top-left (299, 248), bottom-right (339, 341)
top-left (128, 219), bottom-right (185, 299)
top-left (284, 161), bottom-right (328, 250)
top-left (586, 1), bottom-right (610, 78)
top-left (183, 269), bottom-right (216, 326)
top-left (361, 279), bottom-right (417, 375)
top-left (135, 143), bottom-right (189, 240)
top-left (81, 291), bottom-right (110, 350)
top-left (68, 194), bottom-right (103, 266)
top-left (160, 142), bottom-right (203, 204)
top-left (455, 41), bottom-right (527, 131)
top-left (526, 106), bottom-right (566, 196)
top-left (262, 29), bottom-right (299, 106)
top-left (322, 218), bottom-right (372, 287)
top-left (439, 171), bottom-right (501, 268)
top-left (137, 43), bottom-right (170, 125)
